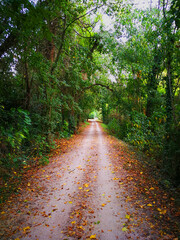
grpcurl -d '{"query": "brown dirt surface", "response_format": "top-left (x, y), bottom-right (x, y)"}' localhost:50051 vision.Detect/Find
top-left (0, 121), bottom-right (179, 240)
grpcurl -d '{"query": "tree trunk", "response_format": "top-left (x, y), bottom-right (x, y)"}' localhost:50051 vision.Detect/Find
top-left (24, 60), bottom-right (31, 110)
top-left (146, 49), bottom-right (162, 117)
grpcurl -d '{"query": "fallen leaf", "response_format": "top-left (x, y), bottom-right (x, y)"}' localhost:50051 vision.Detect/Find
top-left (90, 234), bottom-right (96, 239)
top-left (125, 214), bottom-right (130, 219)
top-left (52, 208), bottom-right (58, 211)
top-left (88, 210), bottom-right (94, 214)
top-left (122, 227), bottom-right (128, 232)
top-left (23, 226), bottom-right (31, 232)
top-left (94, 221), bottom-right (100, 224)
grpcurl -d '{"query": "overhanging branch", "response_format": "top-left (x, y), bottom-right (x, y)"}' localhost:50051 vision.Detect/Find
top-left (50, 4), bottom-right (104, 74)
top-left (83, 83), bottom-right (113, 92)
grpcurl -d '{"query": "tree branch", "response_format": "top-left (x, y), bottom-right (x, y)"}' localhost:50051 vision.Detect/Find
top-left (83, 83), bottom-right (113, 92)
top-left (50, 4), bottom-right (103, 74)
top-left (64, 4), bottom-right (103, 33)
top-left (73, 29), bottom-right (93, 39)
top-left (50, 16), bottom-right (67, 74)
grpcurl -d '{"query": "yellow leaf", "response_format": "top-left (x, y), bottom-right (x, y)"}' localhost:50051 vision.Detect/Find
top-left (69, 201), bottom-right (72, 204)
top-left (90, 234), bottom-right (96, 239)
top-left (79, 187), bottom-right (82, 189)
top-left (113, 177), bottom-right (119, 180)
top-left (125, 214), bottom-right (130, 219)
top-left (27, 183), bottom-right (30, 186)
top-left (15, 238), bottom-right (21, 240)
top-left (71, 221), bottom-right (76, 224)
top-left (101, 203), bottom-right (106, 207)
top-left (84, 183), bottom-right (89, 188)
top-left (158, 208), bottom-right (167, 214)
top-left (78, 226), bottom-right (85, 230)
top-left (122, 227), bottom-right (128, 232)
top-left (23, 226), bottom-right (30, 232)
top-left (147, 204), bottom-right (152, 207)
top-left (160, 209), bottom-right (167, 214)
top-left (1, 211), bottom-right (5, 214)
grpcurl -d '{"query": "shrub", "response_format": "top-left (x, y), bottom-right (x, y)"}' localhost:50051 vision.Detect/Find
top-left (125, 111), bottom-right (164, 156)
top-left (108, 118), bottom-right (121, 136)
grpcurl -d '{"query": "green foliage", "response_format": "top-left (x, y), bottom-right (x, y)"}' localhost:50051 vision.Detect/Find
top-left (31, 136), bottom-right (51, 155)
top-left (108, 118), bottom-right (121, 136)
top-left (0, 106), bottom-right (32, 172)
top-left (0, 107), bottom-right (31, 152)
top-left (89, 112), bottom-right (95, 119)
top-left (39, 156), bottom-right (49, 166)
top-left (125, 111), bottom-right (164, 157)
top-left (89, 110), bottom-right (99, 119)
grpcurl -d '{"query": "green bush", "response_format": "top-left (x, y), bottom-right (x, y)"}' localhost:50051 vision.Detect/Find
top-left (0, 107), bottom-right (31, 169)
top-left (125, 111), bottom-right (164, 156)
top-left (108, 118), bottom-right (121, 136)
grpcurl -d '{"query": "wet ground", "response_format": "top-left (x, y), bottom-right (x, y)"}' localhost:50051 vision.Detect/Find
top-left (0, 121), bottom-right (179, 239)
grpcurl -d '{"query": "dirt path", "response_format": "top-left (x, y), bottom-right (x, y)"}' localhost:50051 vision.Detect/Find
top-left (0, 121), bottom-right (179, 240)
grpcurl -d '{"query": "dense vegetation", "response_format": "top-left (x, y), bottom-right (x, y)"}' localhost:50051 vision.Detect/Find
top-left (0, 0), bottom-right (179, 193)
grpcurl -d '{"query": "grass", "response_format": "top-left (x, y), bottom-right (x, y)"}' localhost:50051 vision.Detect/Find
top-left (100, 123), bottom-right (108, 132)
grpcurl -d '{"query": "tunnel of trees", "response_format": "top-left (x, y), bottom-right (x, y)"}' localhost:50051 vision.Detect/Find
top-left (0, 0), bottom-right (179, 191)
